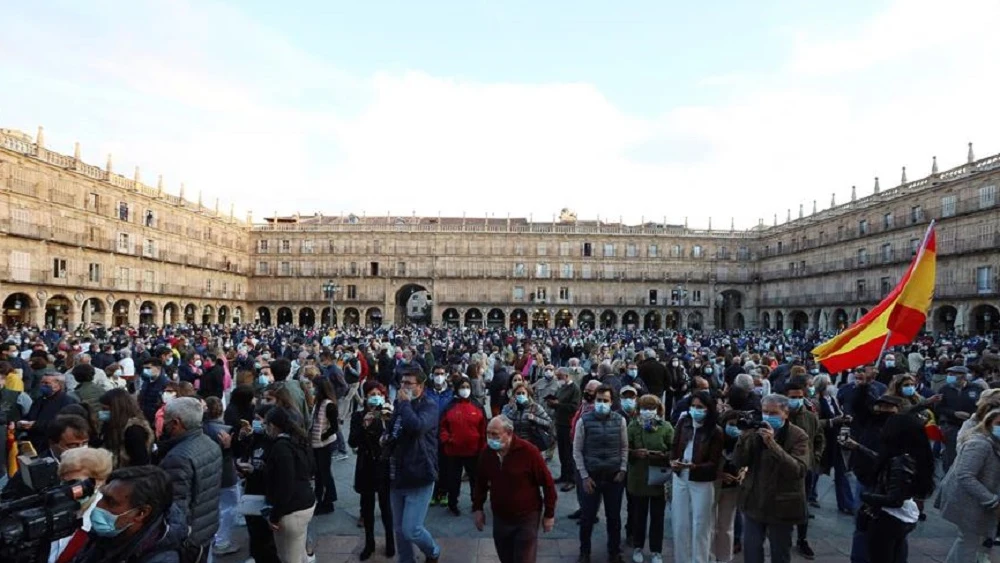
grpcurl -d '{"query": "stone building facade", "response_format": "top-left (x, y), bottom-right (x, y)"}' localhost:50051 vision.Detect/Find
top-left (2, 126), bottom-right (998, 336)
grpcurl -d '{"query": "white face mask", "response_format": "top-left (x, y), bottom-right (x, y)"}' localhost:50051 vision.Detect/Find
top-left (162, 392), bottom-right (177, 404)
top-left (458, 388), bottom-right (471, 399)
top-left (434, 375), bottom-right (447, 386)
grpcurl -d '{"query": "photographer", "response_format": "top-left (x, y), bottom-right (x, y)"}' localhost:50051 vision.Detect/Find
top-left (67, 465), bottom-right (186, 563)
top-left (349, 382), bottom-right (395, 561)
top-left (733, 393), bottom-right (810, 563)
top-left (49, 447), bottom-right (113, 563)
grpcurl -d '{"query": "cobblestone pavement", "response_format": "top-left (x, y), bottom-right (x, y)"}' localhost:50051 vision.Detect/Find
top-left (220, 452), bottom-right (959, 563)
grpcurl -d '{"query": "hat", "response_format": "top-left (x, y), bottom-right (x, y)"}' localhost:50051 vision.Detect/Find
top-left (620, 385), bottom-right (638, 397)
top-left (946, 366), bottom-right (971, 375)
top-left (874, 395), bottom-right (905, 408)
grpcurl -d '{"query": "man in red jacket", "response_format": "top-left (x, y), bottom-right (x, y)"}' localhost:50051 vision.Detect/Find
top-left (473, 416), bottom-right (557, 563)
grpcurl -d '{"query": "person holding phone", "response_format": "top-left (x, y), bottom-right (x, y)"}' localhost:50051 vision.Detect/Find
top-left (626, 394), bottom-right (673, 563)
top-left (234, 404), bottom-right (280, 563)
top-left (670, 390), bottom-right (723, 563)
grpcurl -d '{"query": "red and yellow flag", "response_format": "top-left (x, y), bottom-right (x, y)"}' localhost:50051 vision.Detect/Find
top-left (812, 223), bottom-right (936, 373)
top-left (6, 424), bottom-right (17, 477)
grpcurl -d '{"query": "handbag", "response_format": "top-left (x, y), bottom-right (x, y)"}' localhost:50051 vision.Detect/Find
top-left (647, 465), bottom-right (671, 486)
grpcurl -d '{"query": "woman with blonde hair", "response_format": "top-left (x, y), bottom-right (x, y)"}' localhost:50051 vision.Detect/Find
top-left (49, 447), bottom-right (114, 563)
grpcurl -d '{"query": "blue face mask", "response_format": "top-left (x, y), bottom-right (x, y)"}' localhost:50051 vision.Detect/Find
top-left (165, 357), bottom-right (174, 366)
top-left (515, 394), bottom-right (529, 406)
top-left (487, 438), bottom-right (503, 451)
top-left (141, 368), bottom-right (154, 379)
top-left (40, 384), bottom-right (54, 397)
top-left (90, 506), bottom-right (136, 537)
top-left (98, 410), bottom-right (111, 422)
top-left (946, 375), bottom-right (958, 386)
top-left (257, 375), bottom-right (269, 386)
top-left (901, 385), bottom-right (916, 397)
top-left (725, 424), bottom-right (741, 438)
top-left (704, 368), bottom-right (714, 375)
top-left (594, 402), bottom-right (611, 415)
top-left (621, 398), bottom-right (636, 412)
top-left (626, 369), bottom-right (638, 378)
top-left (788, 398), bottom-right (803, 410)
top-left (252, 420), bottom-right (264, 434)
top-left (689, 407), bottom-right (707, 422)
top-left (762, 414), bottom-right (785, 430)
top-left (367, 395), bottom-right (384, 408)
top-left (992, 426), bottom-right (1000, 440)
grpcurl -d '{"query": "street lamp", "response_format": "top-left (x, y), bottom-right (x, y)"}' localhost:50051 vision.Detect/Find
top-left (322, 280), bottom-right (340, 327)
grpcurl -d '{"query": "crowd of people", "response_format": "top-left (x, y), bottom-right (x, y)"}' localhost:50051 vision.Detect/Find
top-left (0, 320), bottom-right (997, 563)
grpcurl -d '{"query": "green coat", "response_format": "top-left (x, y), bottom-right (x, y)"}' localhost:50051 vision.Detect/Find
top-left (733, 422), bottom-right (810, 524)
top-left (626, 418), bottom-right (674, 497)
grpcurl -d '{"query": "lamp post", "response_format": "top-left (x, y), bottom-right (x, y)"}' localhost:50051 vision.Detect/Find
top-left (322, 280), bottom-right (340, 327)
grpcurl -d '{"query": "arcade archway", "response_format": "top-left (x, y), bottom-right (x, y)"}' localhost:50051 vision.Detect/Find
top-left (2, 293), bottom-right (33, 326)
top-left (83, 298), bottom-right (107, 326)
top-left (162, 302), bottom-right (178, 325)
top-left (643, 311), bottom-right (662, 330)
top-left (321, 307), bottom-right (338, 327)
top-left (44, 295), bottom-right (72, 328)
top-left (622, 310), bottom-right (640, 328)
top-left (395, 283), bottom-right (431, 325)
top-left (554, 309), bottom-right (573, 328)
top-left (365, 307), bottom-right (383, 327)
top-left (276, 307), bottom-right (293, 325)
top-left (442, 308), bottom-right (460, 327)
top-left (531, 309), bottom-right (550, 329)
top-left (256, 307), bottom-right (271, 326)
top-left (510, 309), bottom-right (528, 329)
top-left (789, 310), bottom-right (809, 332)
top-left (299, 307), bottom-right (316, 327)
top-left (112, 299), bottom-right (130, 327)
top-left (600, 310), bottom-right (617, 329)
top-left (139, 301), bottom-right (157, 325)
top-left (464, 308), bottom-right (483, 327)
top-left (578, 309), bottom-right (596, 330)
top-left (343, 307), bottom-right (361, 326)
top-left (184, 304), bottom-right (197, 324)
top-left (972, 304), bottom-right (1000, 337)
top-left (714, 289), bottom-right (744, 330)
top-left (486, 308), bottom-right (505, 328)
top-left (933, 305), bottom-right (957, 334)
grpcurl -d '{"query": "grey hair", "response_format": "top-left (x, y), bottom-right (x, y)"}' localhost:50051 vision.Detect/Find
top-left (79, 353), bottom-right (92, 363)
top-left (733, 373), bottom-right (754, 391)
top-left (119, 348), bottom-right (131, 358)
top-left (761, 393), bottom-right (790, 411)
top-left (43, 372), bottom-right (67, 385)
top-left (568, 357), bottom-right (580, 367)
top-left (812, 373), bottom-right (833, 389)
top-left (491, 415), bottom-right (515, 434)
top-left (555, 367), bottom-right (571, 378)
top-left (164, 397), bottom-right (204, 431)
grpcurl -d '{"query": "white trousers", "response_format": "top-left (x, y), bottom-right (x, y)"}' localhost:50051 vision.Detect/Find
top-left (672, 475), bottom-right (716, 563)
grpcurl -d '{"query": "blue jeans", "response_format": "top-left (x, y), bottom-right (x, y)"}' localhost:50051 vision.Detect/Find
top-left (214, 484), bottom-right (241, 547)
top-left (579, 475), bottom-right (625, 556)
top-left (833, 451), bottom-right (853, 512)
top-left (390, 483), bottom-right (440, 563)
top-left (851, 482), bottom-right (868, 563)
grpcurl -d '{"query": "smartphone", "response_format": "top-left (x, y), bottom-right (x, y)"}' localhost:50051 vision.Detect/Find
top-left (837, 426), bottom-right (851, 445)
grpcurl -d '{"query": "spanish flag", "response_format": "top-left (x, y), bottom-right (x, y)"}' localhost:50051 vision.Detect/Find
top-left (6, 424), bottom-right (17, 477)
top-left (812, 222), bottom-right (936, 373)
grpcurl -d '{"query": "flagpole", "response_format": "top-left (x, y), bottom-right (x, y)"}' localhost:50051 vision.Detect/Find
top-left (877, 329), bottom-right (893, 363)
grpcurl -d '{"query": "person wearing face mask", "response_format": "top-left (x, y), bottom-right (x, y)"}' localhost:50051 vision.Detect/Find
top-left (626, 395), bottom-right (673, 563)
top-left (812, 373), bottom-right (853, 515)
top-left (670, 376), bottom-right (710, 426)
top-left (936, 365), bottom-right (981, 474)
top-left (533, 364), bottom-right (562, 462)
top-left (155, 397), bottom-right (222, 563)
top-left (154, 382), bottom-right (195, 440)
top-left (547, 367), bottom-right (582, 492)
top-left (573, 385), bottom-right (629, 563)
top-left (66, 465), bottom-right (187, 563)
top-left (261, 406), bottom-right (317, 563)
top-left (733, 394), bottom-right (810, 563)
top-left (309, 377), bottom-right (340, 515)
top-left (235, 404), bottom-right (281, 563)
top-left (637, 349), bottom-right (667, 404)
top-left (0, 361), bottom-right (32, 481)
top-left (22, 373), bottom-right (78, 453)
top-left (438, 377), bottom-right (487, 517)
top-left (784, 379), bottom-right (825, 560)
top-left (48, 447), bottom-right (114, 563)
top-left (425, 368), bottom-right (454, 508)
top-left (349, 381), bottom-right (395, 560)
top-left (472, 415), bottom-right (556, 563)
top-left (502, 383), bottom-right (555, 454)
top-left (98, 388), bottom-right (152, 468)
top-left (876, 352), bottom-right (905, 387)
top-left (714, 411), bottom-right (748, 563)
top-left (670, 390), bottom-right (723, 563)
top-left (138, 359), bottom-right (168, 425)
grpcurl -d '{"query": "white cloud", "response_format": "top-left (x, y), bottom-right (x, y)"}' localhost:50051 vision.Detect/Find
top-left (2, 0), bottom-right (1000, 230)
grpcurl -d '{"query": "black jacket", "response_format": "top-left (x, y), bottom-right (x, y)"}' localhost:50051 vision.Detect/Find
top-left (637, 358), bottom-right (667, 398)
top-left (349, 409), bottom-right (390, 493)
top-left (156, 429), bottom-right (222, 548)
top-left (25, 390), bottom-right (78, 452)
top-left (69, 503), bottom-right (186, 563)
top-left (861, 453), bottom-right (917, 511)
top-left (264, 436), bottom-right (316, 523)
top-left (197, 365), bottom-right (225, 399)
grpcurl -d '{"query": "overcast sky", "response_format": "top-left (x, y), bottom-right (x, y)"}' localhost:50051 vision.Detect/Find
top-left (2, 0), bottom-right (998, 228)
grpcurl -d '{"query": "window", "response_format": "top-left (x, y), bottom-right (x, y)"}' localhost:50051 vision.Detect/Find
top-left (88, 263), bottom-right (101, 283)
top-left (86, 193), bottom-right (100, 212)
top-left (535, 287), bottom-right (547, 301)
top-left (144, 270), bottom-right (155, 288)
top-left (88, 226), bottom-right (99, 242)
top-left (738, 246), bottom-right (751, 260)
top-left (626, 243), bottom-right (637, 258)
top-left (603, 264), bottom-right (616, 279)
top-left (559, 242), bottom-right (571, 256)
top-left (670, 289), bottom-right (684, 304)
top-left (144, 209), bottom-right (155, 227)
top-left (205, 279), bottom-right (213, 293)
top-left (818, 232), bottom-right (826, 245)
top-left (348, 261), bottom-right (358, 275)
top-left (373, 240), bottom-right (381, 254)
top-left (883, 212), bottom-right (894, 229)
top-left (513, 263), bottom-right (525, 277)
top-left (117, 267), bottom-right (130, 289)
top-left (910, 206), bottom-right (923, 224)
top-left (910, 238), bottom-right (920, 255)
top-left (837, 225), bottom-right (845, 240)
top-left (980, 185), bottom-right (997, 209)
top-left (514, 243), bottom-right (524, 256)
top-left (370, 262), bottom-right (379, 276)
top-left (977, 266), bottom-right (994, 294)
top-left (117, 233), bottom-right (130, 253)
top-left (279, 261), bottom-right (291, 276)
top-left (777, 241), bottom-right (784, 253)
top-left (143, 238), bottom-right (156, 257)
top-left (788, 262), bottom-right (796, 275)
top-left (857, 248), bottom-right (868, 266)
top-left (347, 285), bottom-right (358, 299)
top-left (257, 261), bottom-right (269, 275)
top-left (880, 277), bottom-right (892, 297)
top-left (691, 290), bottom-right (702, 303)
top-left (396, 261), bottom-right (406, 276)
top-left (603, 243), bottom-right (615, 257)
top-left (692, 245), bottom-right (703, 258)
top-left (648, 289), bottom-right (658, 305)
top-left (535, 263), bottom-right (550, 278)
top-left (856, 279), bottom-right (867, 298)
top-left (671, 245), bottom-right (682, 258)
top-left (221, 281), bottom-right (227, 295)
top-left (583, 243), bottom-right (592, 257)
top-left (881, 243), bottom-right (893, 262)
top-left (280, 240), bottom-right (290, 253)
top-left (301, 262), bottom-right (313, 276)
top-left (560, 263), bottom-right (574, 279)
top-left (513, 286), bottom-right (525, 301)
top-left (52, 258), bottom-right (66, 279)
top-left (301, 240), bottom-right (314, 253)
top-left (859, 219), bottom-right (868, 235)
top-left (799, 260), bottom-right (806, 273)
top-left (536, 242), bottom-right (547, 256)
top-left (942, 195), bottom-right (957, 217)
top-left (118, 201), bottom-right (130, 221)
top-left (581, 264), bottom-right (592, 279)
top-left (258, 240), bottom-right (269, 253)
top-left (648, 244), bottom-right (658, 258)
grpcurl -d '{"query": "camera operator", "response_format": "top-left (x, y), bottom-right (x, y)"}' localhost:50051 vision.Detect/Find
top-left (67, 465), bottom-right (186, 563)
top-left (3, 414), bottom-right (90, 500)
top-left (49, 447), bottom-right (113, 563)
top-left (733, 393), bottom-right (810, 563)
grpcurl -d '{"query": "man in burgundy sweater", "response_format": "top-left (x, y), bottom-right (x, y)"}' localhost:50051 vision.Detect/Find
top-left (473, 416), bottom-right (558, 563)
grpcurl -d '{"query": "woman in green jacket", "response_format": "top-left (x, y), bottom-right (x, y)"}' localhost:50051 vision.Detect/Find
top-left (627, 394), bottom-right (674, 563)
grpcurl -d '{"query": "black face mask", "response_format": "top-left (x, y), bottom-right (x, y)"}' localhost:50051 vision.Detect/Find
top-left (583, 393), bottom-right (596, 403)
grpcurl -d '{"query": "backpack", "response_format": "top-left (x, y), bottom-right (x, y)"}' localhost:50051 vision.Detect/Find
top-left (529, 424), bottom-right (555, 451)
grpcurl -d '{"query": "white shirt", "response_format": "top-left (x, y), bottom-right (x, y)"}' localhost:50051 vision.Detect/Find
top-left (49, 492), bottom-right (100, 563)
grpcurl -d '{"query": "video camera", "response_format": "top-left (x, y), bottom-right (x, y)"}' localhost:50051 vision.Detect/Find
top-left (733, 410), bottom-right (770, 431)
top-left (0, 457), bottom-right (95, 563)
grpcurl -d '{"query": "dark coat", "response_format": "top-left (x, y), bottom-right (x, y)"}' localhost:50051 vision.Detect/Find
top-left (734, 422), bottom-right (810, 524)
top-left (637, 358), bottom-right (667, 399)
top-left (156, 429), bottom-right (222, 548)
top-left (669, 415), bottom-right (724, 482)
top-left (69, 503), bottom-right (187, 563)
top-left (349, 408), bottom-right (390, 493)
top-left (26, 390), bottom-right (78, 452)
top-left (264, 436), bottom-right (316, 523)
top-left (389, 394), bottom-right (439, 488)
